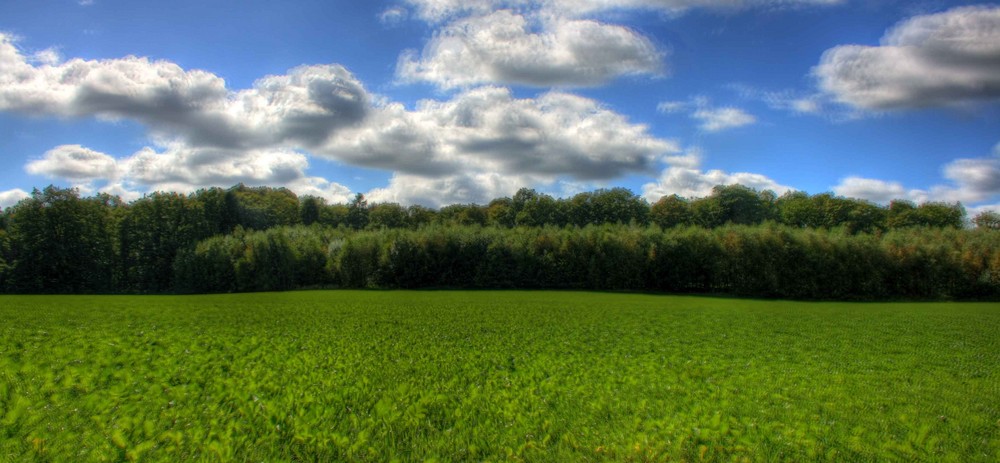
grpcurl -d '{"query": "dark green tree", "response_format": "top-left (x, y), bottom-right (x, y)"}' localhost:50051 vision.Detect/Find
top-left (118, 192), bottom-right (209, 292)
top-left (406, 205), bottom-right (436, 228)
top-left (650, 194), bottom-right (692, 228)
top-left (300, 196), bottom-right (324, 226)
top-left (5, 186), bottom-right (117, 293)
top-left (369, 203), bottom-right (408, 229)
top-left (486, 198), bottom-right (516, 227)
top-left (347, 193), bottom-right (370, 230)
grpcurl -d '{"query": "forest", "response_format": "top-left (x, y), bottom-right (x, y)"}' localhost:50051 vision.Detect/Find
top-left (1, 183), bottom-right (998, 299)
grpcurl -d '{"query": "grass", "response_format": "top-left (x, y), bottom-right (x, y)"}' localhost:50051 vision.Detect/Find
top-left (0, 291), bottom-right (998, 462)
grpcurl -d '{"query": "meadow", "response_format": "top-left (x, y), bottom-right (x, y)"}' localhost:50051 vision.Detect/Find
top-left (0, 291), bottom-right (997, 462)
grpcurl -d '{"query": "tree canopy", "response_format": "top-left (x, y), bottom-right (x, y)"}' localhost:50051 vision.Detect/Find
top-left (0, 183), bottom-right (994, 298)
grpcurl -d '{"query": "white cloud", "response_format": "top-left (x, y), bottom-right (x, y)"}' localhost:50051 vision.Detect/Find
top-left (30, 48), bottom-right (61, 66)
top-left (656, 100), bottom-right (686, 113)
top-left (815, 5), bottom-right (1000, 110)
top-left (692, 106), bottom-right (756, 132)
top-left (26, 144), bottom-right (120, 181)
top-left (379, 6), bottom-right (409, 25)
top-left (402, 0), bottom-right (509, 22)
top-left (545, 0), bottom-right (842, 16)
top-left (323, 86), bottom-right (677, 180)
top-left (834, 146), bottom-right (1000, 206)
top-left (402, 0), bottom-right (842, 21)
top-left (367, 172), bottom-right (533, 207)
top-left (0, 189), bottom-right (30, 210)
top-left (658, 96), bottom-right (756, 132)
top-left (397, 10), bottom-right (663, 89)
top-left (0, 33), bottom-right (370, 150)
top-left (642, 149), bottom-right (791, 201)
top-left (328, 86), bottom-right (679, 205)
top-left (729, 84), bottom-right (824, 115)
top-left (833, 177), bottom-right (915, 204)
top-left (1, 32), bottom-right (678, 207)
top-left (119, 144), bottom-right (352, 203)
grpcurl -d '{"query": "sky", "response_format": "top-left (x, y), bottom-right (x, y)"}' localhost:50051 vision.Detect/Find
top-left (1, 0), bottom-right (998, 214)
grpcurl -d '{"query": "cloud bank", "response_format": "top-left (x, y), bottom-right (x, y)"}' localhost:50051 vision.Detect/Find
top-left (1, 32), bottom-right (677, 205)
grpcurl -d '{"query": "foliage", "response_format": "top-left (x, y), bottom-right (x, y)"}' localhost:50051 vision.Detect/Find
top-left (973, 211), bottom-right (1000, 230)
top-left (1, 291), bottom-right (998, 461)
top-left (3, 187), bottom-right (117, 293)
top-left (0, 183), bottom-right (994, 298)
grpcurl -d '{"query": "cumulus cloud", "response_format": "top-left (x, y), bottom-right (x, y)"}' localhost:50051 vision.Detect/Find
top-left (0, 189), bottom-right (31, 210)
top-left (123, 144), bottom-right (353, 203)
top-left (26, 145), bottom-right (120, 181)
top-left (397, 10), bottom-right (663, 89)
top-left (833, 177), bottom-right (914, 204)
top-left (815, 5), bottom-right (1000, 110)
top-left (323, 86), bottom-right (677, 180)
top-left (324, 86), bottom-right (679, 205)
top-left (834, 146), bottom-right (1000, 206)
top-left (642, 149), bottom-right (791, 201)
top-left (0, 33), bottom-right (370, 150)
top-left (1, 32), bottom-right (678, 206)
top-left (21, 143), bottom-right (354, 204)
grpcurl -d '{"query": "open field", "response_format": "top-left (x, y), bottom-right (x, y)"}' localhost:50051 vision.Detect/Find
top-left (1, 291), bottom-right (998, 462)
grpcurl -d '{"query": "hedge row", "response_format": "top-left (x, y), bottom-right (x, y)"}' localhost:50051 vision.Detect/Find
top-left (173, 224), bottom-right (1000, 300)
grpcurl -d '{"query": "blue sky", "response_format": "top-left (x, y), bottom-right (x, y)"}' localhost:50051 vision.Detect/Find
top-left (1, 0), bottom-right (998, 214)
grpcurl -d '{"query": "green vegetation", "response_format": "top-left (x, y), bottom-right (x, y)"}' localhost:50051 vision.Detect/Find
top-left (2, 184), bottom-right (1000, 299)
top-left (170, 223), bottom-right (1000, 300)
top-left (1, 291), bottom-right (997, 461)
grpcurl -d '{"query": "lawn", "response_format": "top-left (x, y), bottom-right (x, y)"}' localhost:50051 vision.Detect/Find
top-left (0, 291), bottom-right (997, 461)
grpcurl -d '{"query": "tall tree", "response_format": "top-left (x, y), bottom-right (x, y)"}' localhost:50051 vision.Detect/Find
top-left (347, 193), bottom-right (370, 230)
top-left (300, 196), bottom-right (324, 226)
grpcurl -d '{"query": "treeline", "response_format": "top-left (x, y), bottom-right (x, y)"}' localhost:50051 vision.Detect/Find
top-left (173, 224), bottom-right (1000, 300)
top-left (1, 183), bottom-right (999, 299)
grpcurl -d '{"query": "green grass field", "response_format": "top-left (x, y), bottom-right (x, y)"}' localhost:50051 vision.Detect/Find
top-left (1, 291), bottom-right (998, 462)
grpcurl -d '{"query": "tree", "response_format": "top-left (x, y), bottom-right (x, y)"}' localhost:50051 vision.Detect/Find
top-left (568, 188), bottom-right (648, 226)
top-left (713, 184), bottom-right (772, 225)
top-left (650, 194), bottom-right (691, 228)
top-left (438, 204), bottom-right (487, 226)
top-left (0, 228), bottom-right (10, 292)
top-left (5, 186), bottom-right (117, 293)
top-left (347, 193), bottom-right (370, 230)
top-left (369, 202), bottom-right (408, 229)
top-left (300, 196), bottom-right (324, 226)
top-left (887, 200), bottom-right (919, 229)
top-left (973, 211), bottom-right (1000, 230)
top-left (406, 205), bottom-right (436, 228)
top-left (118, 192), bottom-right (209, 291)
top-left (914, 202), bottom-right (965, 229)
top-left (515, 192), bottom-right (561, 227)
top-left (486, 198), bottom-right (515, 227)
